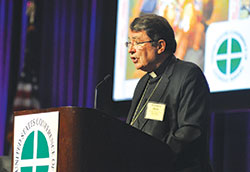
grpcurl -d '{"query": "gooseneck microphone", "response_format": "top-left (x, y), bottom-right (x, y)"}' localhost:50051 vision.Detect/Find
top-left (94, 74), bottom-right (112, 109)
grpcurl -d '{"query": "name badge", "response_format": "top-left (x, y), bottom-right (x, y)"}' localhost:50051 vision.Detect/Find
top-left (145, 102), bottom-right (166, 121)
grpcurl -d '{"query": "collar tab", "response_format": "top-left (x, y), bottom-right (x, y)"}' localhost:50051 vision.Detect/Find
top-left (149, 72), bottom-right (157, 78)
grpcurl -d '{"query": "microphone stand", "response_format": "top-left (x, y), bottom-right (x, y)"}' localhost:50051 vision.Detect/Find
top-left (94, 74), bottom-right (111, 109)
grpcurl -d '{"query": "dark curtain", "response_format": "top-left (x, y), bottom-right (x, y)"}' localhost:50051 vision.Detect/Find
top-left (38, 0), bottom-right (107, 108)
top-left (0, 0), bottom-right (25, 155)
top-left (0, 0), bottom-right (14, 155)
top-left (209, 110), bottom-right (250, 172)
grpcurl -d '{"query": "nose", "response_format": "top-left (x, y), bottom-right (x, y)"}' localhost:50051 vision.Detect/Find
top-left (128, 44), bottom-right (136, 54)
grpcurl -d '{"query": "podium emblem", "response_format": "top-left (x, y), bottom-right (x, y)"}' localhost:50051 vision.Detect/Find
top-left (13, 111), bottom-right (59, 172)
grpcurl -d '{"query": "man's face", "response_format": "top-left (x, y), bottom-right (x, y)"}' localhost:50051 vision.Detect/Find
top-left (128, 30), bottom-right (158, 72)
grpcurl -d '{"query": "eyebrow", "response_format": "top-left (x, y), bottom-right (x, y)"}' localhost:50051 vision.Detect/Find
top-left (128, 36), bottom-right (140, 41)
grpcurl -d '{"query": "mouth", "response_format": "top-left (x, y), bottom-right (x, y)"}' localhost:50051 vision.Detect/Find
top-left (131, 57), bottom-right (138, 63)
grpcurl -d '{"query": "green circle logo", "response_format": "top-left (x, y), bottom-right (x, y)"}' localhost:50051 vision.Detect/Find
top-left (14, 116), bottom-right (57, 172)
top-left (20, 130), bottom-right (49, 172)
top-left (213, 32), bottom-right (246, 80)
top-left (216, 38), bottom-right (242, 74)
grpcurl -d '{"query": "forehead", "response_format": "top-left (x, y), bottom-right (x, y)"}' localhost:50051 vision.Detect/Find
top-left (128, 29), bottom-right (150, 40)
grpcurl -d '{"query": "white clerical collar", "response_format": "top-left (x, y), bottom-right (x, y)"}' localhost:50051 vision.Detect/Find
top-left (149, 72), bottom-right (157, 78)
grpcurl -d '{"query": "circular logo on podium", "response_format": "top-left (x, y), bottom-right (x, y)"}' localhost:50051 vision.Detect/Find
top-left (20, 130), bottom-right (50, 172)
top-left (14, 116), bottom-right (57, 172)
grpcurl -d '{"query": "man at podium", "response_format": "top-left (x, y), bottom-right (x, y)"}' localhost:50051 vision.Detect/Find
top-left (126, 14), bottom-right (211, 172)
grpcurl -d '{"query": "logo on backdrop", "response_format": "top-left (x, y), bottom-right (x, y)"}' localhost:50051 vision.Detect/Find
top-left (212, 31), bottom-right (247, 81)
top-left (14, 113), bottom-right (58, 172)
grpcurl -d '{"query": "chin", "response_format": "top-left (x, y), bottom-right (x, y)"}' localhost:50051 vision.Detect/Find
top-left (134, 65), bottom-right (142, 70)
top-left (138, 68), bottom-right (147, 72)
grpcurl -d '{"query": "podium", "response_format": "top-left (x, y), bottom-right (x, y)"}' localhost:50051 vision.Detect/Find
top-left (12, 107), bottom-right (174, 172)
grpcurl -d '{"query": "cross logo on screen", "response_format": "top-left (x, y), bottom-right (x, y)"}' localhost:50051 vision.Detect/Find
top-left (20, 130), bottom-right (50, 172)
top-left (213, 32), bottom-right (246, 81)
top-left (216, 38), bottom-right (242, 75)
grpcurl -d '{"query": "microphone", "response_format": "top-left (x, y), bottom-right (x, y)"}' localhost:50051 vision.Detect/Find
top-left (94, 74), bottom-right (112, 109)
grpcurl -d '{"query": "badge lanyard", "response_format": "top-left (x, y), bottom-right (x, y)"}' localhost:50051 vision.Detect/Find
top-left (130, 77), bottom-right (163, 126)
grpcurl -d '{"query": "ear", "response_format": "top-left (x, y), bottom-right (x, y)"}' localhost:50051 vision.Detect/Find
top-left (157, 39), bottom-right (166, 54)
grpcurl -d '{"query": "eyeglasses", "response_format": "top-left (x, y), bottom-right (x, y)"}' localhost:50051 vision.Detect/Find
top-left (125, 40), bottom-right (154, 48)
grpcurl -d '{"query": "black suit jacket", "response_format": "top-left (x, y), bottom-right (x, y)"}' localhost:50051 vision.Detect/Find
top-left (126, 55), bottom-right (211, 172)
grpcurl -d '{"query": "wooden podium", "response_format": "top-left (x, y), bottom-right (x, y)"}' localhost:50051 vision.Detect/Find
top-left (13, 107), bottom-right (174, 172)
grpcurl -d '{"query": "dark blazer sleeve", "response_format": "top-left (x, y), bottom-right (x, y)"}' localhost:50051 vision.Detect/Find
top-left (167, 65), bottom-right (210, 154)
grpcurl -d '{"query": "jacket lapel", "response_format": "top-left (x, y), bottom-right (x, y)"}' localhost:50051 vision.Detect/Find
top-left (126, 74), bottom-right (150, 124)
top-left (138, 56), bottom-right (177, 130)
top-left (149, 57), bottom-right (176, 102)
